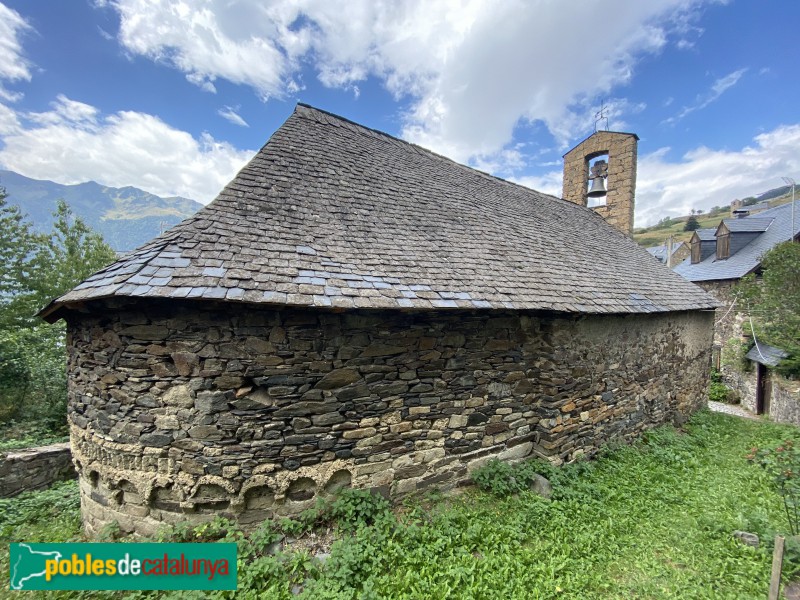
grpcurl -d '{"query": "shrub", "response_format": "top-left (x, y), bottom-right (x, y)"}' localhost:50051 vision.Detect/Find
top-left (709, 380), bottom-right (738, 404)
top-left (748, 439), bottom-right (800, 535)
top-left (472, 458), bottom-right (528, 497)
top-left (708, 368), bottom-right (739, 403)
top-left (329, 488), bottom-right (392, 531)
top-left (471, 458), bottom-right (557, 498)
top-left (722, 337), bottom-right (752, 373)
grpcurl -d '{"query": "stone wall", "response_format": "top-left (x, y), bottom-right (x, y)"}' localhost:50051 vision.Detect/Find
top-left (697, 280), bottom-right (746, 367)
top-left (699, 281), bottom-right (800, 422)
top-left (562, 130), bottom-right (638, 236)
top-left (0, 443), bottom-right (75, 497)
top-left (727, 367), bottom-right (800, 423)
top-left (699, 279), bottom-right (757, 410)
top-left (668, 243), bottom-right (690, 268)
top-left (65, 299), bottom-right (712, 536)
top-left (723, 368), bottom-right (757, 412)
top-left (769, 376), bottom-right (800, 425)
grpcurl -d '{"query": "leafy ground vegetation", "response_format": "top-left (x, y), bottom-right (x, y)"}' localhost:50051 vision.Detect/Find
top-left (3, 409), bottom-right (800, 599)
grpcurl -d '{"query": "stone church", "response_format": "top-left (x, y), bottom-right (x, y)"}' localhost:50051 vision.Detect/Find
top-left (40, 105), bottom-right (716, 536)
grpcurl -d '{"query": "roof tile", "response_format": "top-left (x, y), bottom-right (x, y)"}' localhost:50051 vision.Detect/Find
top-left (44, 103), bottom-right (716, 318)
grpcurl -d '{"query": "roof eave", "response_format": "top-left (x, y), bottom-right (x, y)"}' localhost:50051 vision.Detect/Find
top-left (35, 291), bottom-right (718, 321)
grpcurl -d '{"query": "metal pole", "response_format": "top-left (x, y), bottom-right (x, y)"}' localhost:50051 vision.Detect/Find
top-left (782, 177), bottom-right (796, 242)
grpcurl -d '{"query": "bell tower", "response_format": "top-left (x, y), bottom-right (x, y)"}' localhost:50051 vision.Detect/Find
top-left (562, 130), bottom-right (639, 236)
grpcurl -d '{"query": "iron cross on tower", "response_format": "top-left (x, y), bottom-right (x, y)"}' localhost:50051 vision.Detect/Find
top-left (594, 101), bottom-right (609, 132)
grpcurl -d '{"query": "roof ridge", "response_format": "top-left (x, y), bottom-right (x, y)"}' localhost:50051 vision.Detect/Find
top-left (294, 103), bottom-right (565, 203)
top-left (722, 216), bottom-right (774, 222)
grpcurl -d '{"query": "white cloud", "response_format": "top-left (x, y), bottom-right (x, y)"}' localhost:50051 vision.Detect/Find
top-left (28, 94), bottom-right (100, 127)
top-left (218, 105), bottom-right (248, 127)
top-left (0, 97), bottom-right (253, 203)
top-left (103, 0), bottom-right (709, 162)
top-left (109, 0), bottom-right (306, 101)
top-left (636, 124), bottom-right (800, 226)
top-left (0, 2), bottom-right (32, 101)
top-left (0, 3), bottom-right (31, 82)
top-left (509, 171), bottom-right (563, 199)
top-left (0, 101), bottom-right (19, 135)
top-left (471, 148), bottom-right (527, 177)
top-left (663, 68), bottom-right (747, 125)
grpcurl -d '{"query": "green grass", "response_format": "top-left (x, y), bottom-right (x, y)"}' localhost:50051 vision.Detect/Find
top-left (0, 421), bottom-right (69, 451)
top-left (634, 214), bottom-right (724, 248)
top-left (633, 192), bottom-right (795, 248)
top-left (2, 410), bottom-right (799, 599)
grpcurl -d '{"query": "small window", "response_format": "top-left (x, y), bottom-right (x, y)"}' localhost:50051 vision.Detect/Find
top-left (716, 233), bottom-right (730, 260)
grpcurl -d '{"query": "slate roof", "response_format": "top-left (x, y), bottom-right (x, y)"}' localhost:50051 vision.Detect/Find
top-left (719, 218), bottom-right (774, 233)
top-left (746, 341), bottom-right (788, 368)
top-left (675, 201), bottom-right (800, 282)
top-left (694, 228), bottom-right (717, 241)
top-left (41, 104), bottom-right (716, 321)
top-left (733, 201), bottom-right (771, 214)
top-left (647, 243), bottom-right (686, 262)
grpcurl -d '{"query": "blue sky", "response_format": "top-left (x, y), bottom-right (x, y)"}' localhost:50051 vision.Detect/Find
top-left (0, 0), bottom-right (798, 226)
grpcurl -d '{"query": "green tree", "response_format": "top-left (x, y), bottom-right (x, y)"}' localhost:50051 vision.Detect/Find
top-left (0, 191), bottom-right (116, 427)
top-left (1, 198), bottom-right (116, 329)
top-left (738, 241), bottom-right (800, 377)
top-left (683, 215), bottom-right (700, 231)
top-left (0, 191), bottom-right (42, 303)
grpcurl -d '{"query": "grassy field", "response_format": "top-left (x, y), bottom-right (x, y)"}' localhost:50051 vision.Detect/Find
top-left (633, 191), bottom-right (794, 248)
top-left (633, 211), bottom-right (728, 248)
top-left (2, 409), bottom-right (799, 599)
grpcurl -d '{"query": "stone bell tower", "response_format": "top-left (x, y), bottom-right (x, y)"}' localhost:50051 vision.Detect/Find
top-left (562, 130), bottom-right (639, 236)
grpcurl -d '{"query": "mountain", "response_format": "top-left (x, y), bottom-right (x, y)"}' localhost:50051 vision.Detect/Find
top-left (749, 184), bottom-right (794, 204)
top-left (0, 170), bottom-right (204, 252)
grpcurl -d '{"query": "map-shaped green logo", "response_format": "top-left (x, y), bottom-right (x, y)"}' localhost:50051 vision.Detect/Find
top-left (8, 542), bottom-right (237, 590)
top-left (9, 543), bottom-right (63, 590)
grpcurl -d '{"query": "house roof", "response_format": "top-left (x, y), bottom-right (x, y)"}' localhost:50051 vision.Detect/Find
top-left (694, 228), bottom-right (717, 242)
top-left (733, 201), bottom-right (771, 214)
top-left (718, 217), bottom-right (774, 234)
top-left (646, 246), bottom-right (667, 260)
top-left (41, 104), bottom-right (716, 321)
top-left (647, 242), bottom-right (687, 261)
top-left (746, 341), bottom-right (788, 368)
top-left (675, 201), bottom-right (800, 282)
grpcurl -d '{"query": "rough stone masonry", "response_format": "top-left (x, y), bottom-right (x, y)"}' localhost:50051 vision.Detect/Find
top-left (562, 130), bottom-right (639, 236)
top-left (0, 443), bottom-right (74, 498)
top-left (68, 299), bottom-right (712, 537)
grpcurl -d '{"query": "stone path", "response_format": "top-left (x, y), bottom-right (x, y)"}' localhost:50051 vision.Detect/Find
top-left (786, 582), bottom-right (800, 600)
top-left (708, 401), bottom-right (759, 420)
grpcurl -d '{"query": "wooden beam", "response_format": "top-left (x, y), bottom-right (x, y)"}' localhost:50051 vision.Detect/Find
top-left (769, 535), bottom-right (785, 600)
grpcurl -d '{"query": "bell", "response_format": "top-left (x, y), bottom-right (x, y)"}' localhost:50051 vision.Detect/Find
top-left (587, 176), bottom-right (607, 198)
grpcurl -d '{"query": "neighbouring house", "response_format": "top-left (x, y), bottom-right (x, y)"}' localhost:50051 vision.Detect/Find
top-left (647, 239), bottom-right (690, 268)
top-left (674, 201), bottom-right (800, 419)
top-left (743, 342), bottom-right (800, 422)
top-left (40, 105), bottom-right (716, 537)
top-left (730, 198), bottom-right (773, 218)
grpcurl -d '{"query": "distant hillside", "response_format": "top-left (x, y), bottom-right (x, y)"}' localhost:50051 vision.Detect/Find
top-left (633, 185), bottom-right (796, 248)
top-left (748, 184), bottom-right (794, 204)
top-left (0, 170), bottom-right (203, 252)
